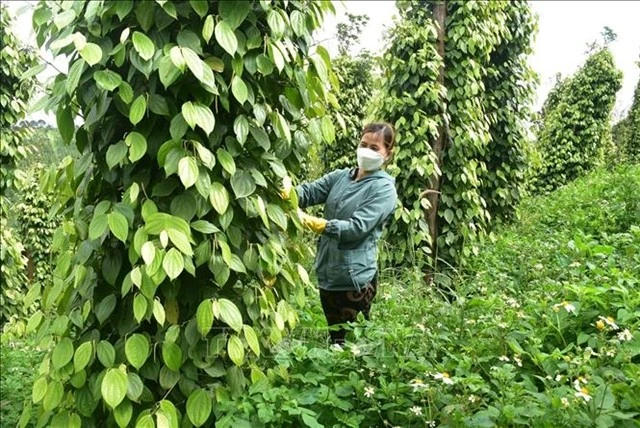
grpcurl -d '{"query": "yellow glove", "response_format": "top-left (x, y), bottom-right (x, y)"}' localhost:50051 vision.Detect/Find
top-left (297, 209), bottom-right (327, 234)
top-left (279, 175), bottom-right (293, 200)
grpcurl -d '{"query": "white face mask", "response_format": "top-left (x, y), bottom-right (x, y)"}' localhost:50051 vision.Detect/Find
top-left (357, 147), bottom-right (385, 172)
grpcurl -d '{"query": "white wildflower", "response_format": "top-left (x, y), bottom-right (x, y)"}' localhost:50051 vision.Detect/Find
top-left (427, 421), bottom-right (436, 427)
top-left (534, 263), bottom-right (544, 270)
top-left (433, 372), bottom-right (454, 385)
top-left (617, 329), bottom-right (633, 341)
top-left (410, 378), bottom-right (429, 392)
top-left (416, 323), bottom-right (426, 332)
top-left (468, 395), bottom-right (478, 403)
top-left (499, 355), bottom-right (510, 362)
top-left (410, 406), bottom-right (423, 416)
top-left (330, 343), bottom-right (343, 352)
top-left (574, 385), bottom-right (592, 403)
top-left (598, 316), bottom-right (619, 330)
top-left (513, 355), bottom-right (523, 367)
top-left (351, 345), bottom-right (361, 356)
top-left (555, 374), bottom-right (563, 382)
top-left (383, 292), bottom-right (392, 301)
top-left (364, 386), bottom-right (375, 398)
top-left (606, 349), bottom-right (616, 358)
top-left (561, 397), bottom-right (570, 408)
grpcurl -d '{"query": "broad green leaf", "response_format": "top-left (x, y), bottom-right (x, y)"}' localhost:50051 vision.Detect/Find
top-left (267, 204), bottom-right (287, 230)
top-left (32, 377), bottom-right (47, 403)
top-left (227, 335), bottom-right (244, 366)
top-left (114, 400), bottom-right (133, 428)
top-left (101, 368), bottom-right (128, 409)
top-left (182, 47), bottom-right (204, 81)
top-left (167, 228), bottom-right (193, 256)
top-left (230, 170), bottom-right (256, 198)
top-left (153, 300), bottom-right (166, 326)
top-left (181, 101), bottom-right (215, 136)
top-left (97, 341), bottom-right (116, 368)
top-left (444, 209), bottom-right (454, 223)
top-left (79, 43), bottom-right (102, 66)
top-left (216, 148), bottom-right (236, 175)
top-left (96, 295), bottom-right (117, 324)
top-left (74, 341), bottom-right (93, 372)
top-left (108, 212), bottom-right (129, 242)
top-left (106, 141), bottom-right (128, 169)
top-left (209, 182), bottom-right (230, 214)
top-left (194, 142), bottom-right (215, 169)
top-left (132, 31), bottom-right (155, 61)
top-left (233, 115), bottom-right (249, 145)
top-left (125, 334), bottom-right (150, 370)
top-left (217, 298), bottom-right (242, 332)
top-left (52, 338), bottom-right (74, 369)
top-left (186, 388), bottom-right (212, 427)
top-left (243, 325), bottom-right (260, 357)
top-left (256, 54), bottom-right (274, 75)
top-left (89, 214), bottom-right (108, 240)
top-left (56, 105), bottom-right (74, 144)
top-left (66, 59), bottom-right (85, 95)
top-left (214, 21), bottom-right (237, 56)
top-left (196, 300), bottom-right (213, 337)
top-left (42, 380), bottom-right (63, 411)
top-left (191, 220), bottom-right (219, 234)
top-left (54, 9), bottom-right (76, 29)
top-left (94, 69), bottom-right (122, 91)
top-left (141, 242), bottom-right (156, 265)
top-left (267, 10), bottom-right (286, 39)
top-left (202, 15), bottom-right (214, 43)
top-left (190, 0), bottom-right (208, 18)
top-left (133, 294), bottom-right (148, 323)
top-left (129, 95), bottom-right (147, 125)
top-left (158, 56), bottom-right (181, 89)
top-left (163, 248), bottom-right (184, 280)
top-left (135, 415), bottom-right (154, 428)
top-left (169, 46), bottom-right (186, 71)
top-left (126, 132), bottom-right (147, 162)
top-left (231, 75), bottom-right (248, 104)
top-left (162, 342), bottom-right (182, 372)
top-left (178, 156), bottom-right (199, 189)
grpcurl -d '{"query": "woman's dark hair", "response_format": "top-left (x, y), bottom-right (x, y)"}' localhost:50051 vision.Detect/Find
top-left (361, 122), bottom-right (395, 154)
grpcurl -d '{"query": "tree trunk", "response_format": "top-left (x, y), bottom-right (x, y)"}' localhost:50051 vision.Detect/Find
top-left (425, 1), bottom-right (447, 283)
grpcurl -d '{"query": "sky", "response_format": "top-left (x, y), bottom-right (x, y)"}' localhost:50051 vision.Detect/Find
top-left (5, 1), bottom-right (640, 122)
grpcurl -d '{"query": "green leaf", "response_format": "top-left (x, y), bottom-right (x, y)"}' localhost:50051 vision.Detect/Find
top-left (32, 377), bottom-right (47, 403)
top-left (219, 0), bottom-right (250, 29)
top-left (158, 56), bottom-right (181, 89)
top-left (74, 341), bottom-right (93, 372)
top-left (167, 228), bottom-right (193, 256)
top-left (162, 342), bottom-right (182, 372)
top-left (231, 76), bottom-right (248, 104)
top-left (178, 156), bottom-right (199, 189)
top-left (444, 209), bottom-right (454, 223)
top-left (209, 182), bottom-right (230, 214)
top-left (216, 148), bottom-right (236, 175)
top-left (250, 126), bottom-right (270, 150)
top-left (96, 295), bottom-right (117, 324)
top-left (196, 300), bottom-right (213, 337)
top-left (267, 204), bottom-right (287, 230)
top-left (202, 15), bottom-right (214, 43)
top-left (267, 10), bottom-right (286, 39)
top-left (42, 380), bottom-right (63, 411)
top-left (56, 105), bottom-right (74, 144)
top-left (107, 141), bottom-right (128, 169)
top-left (89, 214), bottom-right (109, 240)
top-left (79, 43), bottom-right (103, 66)
top-left (163, 248), bottom-right (184, 280)
top-left (52, 338), bottom-right (74, 370)
top-left (102, 368), bottom-right (128, 409)
top-left (194, 142), bottom-right (215, 169)
top-left (126, 132), bottom-right (147, 162)
top-left (215, 21), bottom-right (238, 56)
top-left (108, 212), bottom-right (129, 243)
top-left (135, 415), bottom-right (154, 428)
top-left (191, 220), bottom-right (219, 234)
top-left (125, 334), bottom-right (150, 370)
top-left (169, 46), bottom-right (186, 71)
top-left (97, 341), bottom-right (116, 368)
top-left (94, 69), bottom-right (122, 91)
top-left (133, 294), bottom-right (148, 323)
top-left (230, 170), bottom-right (256, 199)
top-left (114, 400), bottom-right (133, 428)
top-left (153, 300), bottom-right (166, 326)
top-left (141, 242), bottom-right (156, 266)
top-left (256, 54), bottom-right (274, 76)
top-left (181, 101), bottom-right (215, 136)
top-left (129, 95), bottom-right (147, 125)
top-left (132, 31), bottom-right (155, 61)
top-left (190, 0), bottom-right (209, 18)
top-left (66, 59), bottom-right (86, 95)
top-left (233, 115), bottom-right (249, 145)
top-left (217, 299), bottom-right (243, 332)
top-left (186, 388), bottom-right (212, 427)
top-left (227, 335), bottom-right (245, 365)
top-left (54, 9), bottom-right (76, 29)
top-left (242, 325), bottom-right (260, 357)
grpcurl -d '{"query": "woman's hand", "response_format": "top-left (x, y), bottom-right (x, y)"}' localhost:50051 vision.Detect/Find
top-left (297, 209), bottom-right (327, 234)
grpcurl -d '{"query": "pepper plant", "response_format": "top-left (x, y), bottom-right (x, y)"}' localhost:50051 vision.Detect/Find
top-left (26, 1), bottom-right (334, 426)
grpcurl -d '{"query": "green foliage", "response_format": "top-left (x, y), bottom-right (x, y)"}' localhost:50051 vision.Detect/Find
top-left (375, 1), bottom-right (537, 268)
top-left (532, 48), bottom-right (623, 193)
top-left (27, 0), bottom-right (335, 426)
top-left (0, 336), bottom-right (47, 427)
top-left (320, 14), bottom-right (374, 175)
top-left (614, 70), bottom-right (640, 163)
top-left (0, 5), bottom-right (38, 327)
top-left (181, 166), bottom-right (640, 427)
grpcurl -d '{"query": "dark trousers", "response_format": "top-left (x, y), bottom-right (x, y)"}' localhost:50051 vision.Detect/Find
top-left (319, 277), bottom-right (378, 344)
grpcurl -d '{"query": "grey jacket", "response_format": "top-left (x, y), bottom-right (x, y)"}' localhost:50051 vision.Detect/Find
top-left (297, 168), bottom-right (397, 291)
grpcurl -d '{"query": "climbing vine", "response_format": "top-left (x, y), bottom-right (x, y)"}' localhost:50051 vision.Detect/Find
top-left (26, 1), bottom-right (334, 426)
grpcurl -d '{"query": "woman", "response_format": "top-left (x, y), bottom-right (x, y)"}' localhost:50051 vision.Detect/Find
top-left (290, 122), bottom-right (397, 344)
